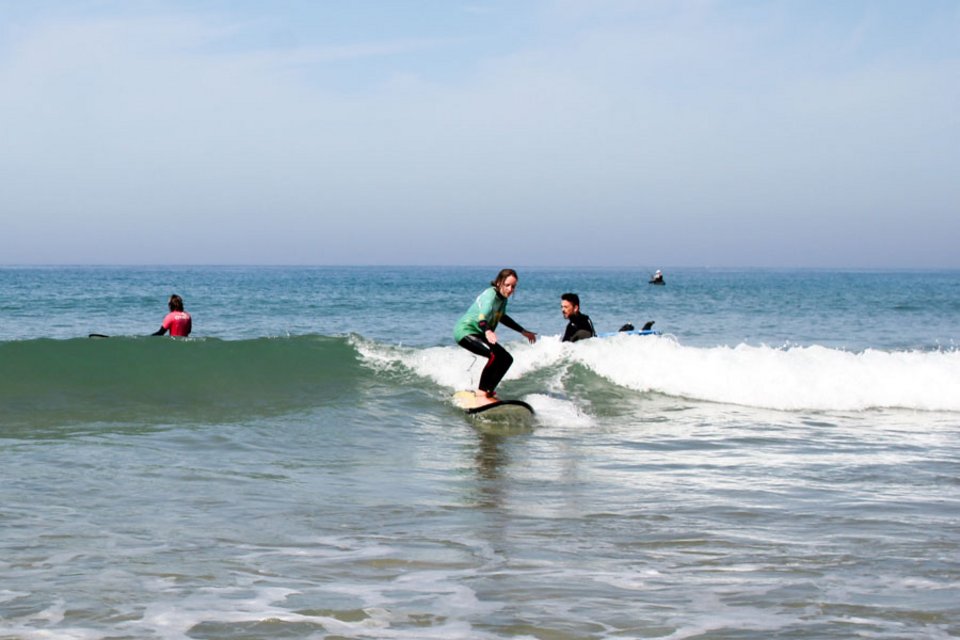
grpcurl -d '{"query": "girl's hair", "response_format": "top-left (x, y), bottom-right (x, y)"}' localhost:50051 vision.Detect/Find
top-left (490, 268), bottom-right (518, 289)
top-left (168, 294), bottom-right (185, 312)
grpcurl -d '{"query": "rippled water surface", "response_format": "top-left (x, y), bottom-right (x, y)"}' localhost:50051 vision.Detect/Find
top-left (1, 266), bottom-right (958, 638)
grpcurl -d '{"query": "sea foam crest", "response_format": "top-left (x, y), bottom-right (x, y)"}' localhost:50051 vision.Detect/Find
top-left (356, 335), bottom-right (960, 413)
top-left (353, 335), bottom-right (564, 393)
top-left (353, 336), bottom-right (593, 426)
top-left (570, 335), bottom-right (960, 412)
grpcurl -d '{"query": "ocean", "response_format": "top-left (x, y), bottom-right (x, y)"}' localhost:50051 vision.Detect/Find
top-left (1, 265), bottom-right (958, 639)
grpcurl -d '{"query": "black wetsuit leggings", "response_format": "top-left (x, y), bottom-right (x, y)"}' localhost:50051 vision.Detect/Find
top-left (458, 334), bottom-right (513, 394)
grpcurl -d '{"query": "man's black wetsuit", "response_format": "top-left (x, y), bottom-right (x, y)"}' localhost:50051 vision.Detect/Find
top-left (562, 312), bottom-right (596, 343)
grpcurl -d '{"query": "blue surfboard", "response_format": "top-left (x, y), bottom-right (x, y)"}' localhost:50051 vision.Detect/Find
top-left (596, 329), bottom-right (661, 338)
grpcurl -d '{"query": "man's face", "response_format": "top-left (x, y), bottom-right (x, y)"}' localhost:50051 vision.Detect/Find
top-left (561, 299), bottom-right (578, 319)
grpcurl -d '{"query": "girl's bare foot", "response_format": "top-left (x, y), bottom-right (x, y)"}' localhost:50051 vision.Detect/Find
top-left (475, 390), bottom-right (498, 406)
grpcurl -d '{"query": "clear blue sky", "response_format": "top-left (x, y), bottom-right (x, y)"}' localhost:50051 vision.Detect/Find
top-left (2, 0), bottom-right (958, 267)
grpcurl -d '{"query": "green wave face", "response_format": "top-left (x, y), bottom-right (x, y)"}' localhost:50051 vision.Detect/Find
top-left (0, 336), bottom-right (365, 429)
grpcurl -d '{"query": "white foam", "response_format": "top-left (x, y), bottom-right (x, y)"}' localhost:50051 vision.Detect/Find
top-left (574, 335), bottom-right (960, 411)
top-left (354, 336), bottom-right (561, 393)
top-left (522, 392), bottom-right (597, 429)
top-left (355, 334), bottom-right (960, 413)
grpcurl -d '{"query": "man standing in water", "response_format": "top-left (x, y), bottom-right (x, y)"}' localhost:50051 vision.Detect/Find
top-left (560, 293), bottom-right (596, 342)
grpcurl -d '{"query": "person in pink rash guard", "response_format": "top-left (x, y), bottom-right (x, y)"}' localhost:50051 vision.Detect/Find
top-left (152, 294), bottom-right (192, 337)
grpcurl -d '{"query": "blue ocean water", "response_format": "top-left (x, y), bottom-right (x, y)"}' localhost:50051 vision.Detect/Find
top-left (2, 266), bottom-right (959, 639)
top-left (2, 266), bottom-right (958, 349)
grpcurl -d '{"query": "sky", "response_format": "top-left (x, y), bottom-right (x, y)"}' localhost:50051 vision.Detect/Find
top-left (1, 0), bottom-right (958, 268)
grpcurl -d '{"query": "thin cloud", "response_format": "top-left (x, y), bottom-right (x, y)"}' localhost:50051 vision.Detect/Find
top-left (1, 2), bottom-right (958, 266)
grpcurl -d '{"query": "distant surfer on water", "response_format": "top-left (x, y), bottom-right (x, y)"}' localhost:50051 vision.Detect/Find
top-left (454, 269), bottom-right (537, 406)
top-left (649, 269), bottom-right (665, 285)
top-left (560, 293), bottom-right (596, 342)
top-left (152, 294), bottom-right (192, 337)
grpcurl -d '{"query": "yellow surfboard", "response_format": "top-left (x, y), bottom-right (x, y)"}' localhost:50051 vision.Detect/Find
top-left (452, 391), bottom-right (535, 417)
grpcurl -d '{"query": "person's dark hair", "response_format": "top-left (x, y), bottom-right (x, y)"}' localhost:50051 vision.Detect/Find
top-left (490, 268), bottom-right (518, 288)
top-left (168, 294), bottom-right (185, 312)
top-left (561, 292), bottom-right (580, 307)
